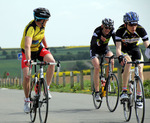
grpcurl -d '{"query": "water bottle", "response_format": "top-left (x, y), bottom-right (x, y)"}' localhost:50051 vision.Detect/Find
top-left (101, 77), bottom-right (106, 86)
top-left (101, 86), bottom-right (106, 97)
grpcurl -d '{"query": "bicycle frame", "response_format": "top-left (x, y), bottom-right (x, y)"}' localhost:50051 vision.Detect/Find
top-left (133, 63), bottom-right (140, 105)
top-left (99, 55), bottom-right (105, 78)
top-left (29, 60), bottom-right (60, 123)
top-left (104, 55), bottom-right (117, 91)
top-left (92, 54), bottom-right (119, 112)
top-left (124, 60), bottom-right (148, 123)
top-left (128, 61), bottom-right (143, 105)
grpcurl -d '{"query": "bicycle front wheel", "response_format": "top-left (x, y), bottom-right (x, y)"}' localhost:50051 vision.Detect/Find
top-left (106, 74), bottom-right (119, 112)
top-left (39, 78), bottom-right (49, 123)
top-left (123, 96), bottom-right (132, 121)
top-left (134, 76), bottom-right (145, 123)
top-left (92, 90), bottom-right (103, 109)
top-left (29, 79), bottom-right (37, 122)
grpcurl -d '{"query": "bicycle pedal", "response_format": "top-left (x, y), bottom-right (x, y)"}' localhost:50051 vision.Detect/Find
top-left (120, 98), bottom-right (129, 104)
top-left (120, 100), bottom-right (125, 104)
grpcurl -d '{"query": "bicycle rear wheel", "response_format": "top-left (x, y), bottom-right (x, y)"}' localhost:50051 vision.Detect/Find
top-left (106, 74), bottom-right (119, 112)
top-left (39, 78), bottom-right (49, 123)
top-left (29, 79), bottom-right (37, 122)
top-left (123, 96), bottom-right (132, 121)
top-left (134, 77), bottom-right (145, 123)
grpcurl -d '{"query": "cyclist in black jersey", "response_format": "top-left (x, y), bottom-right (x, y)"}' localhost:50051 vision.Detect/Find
top-left (115, 11), bottom-right (150, 108)
top-left (90, 18), bottom-right (116, 101)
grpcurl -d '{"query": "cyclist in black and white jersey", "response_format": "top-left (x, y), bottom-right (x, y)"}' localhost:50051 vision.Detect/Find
top-left (115, 11), bottom-right (150, 108)
top-left (90, 18), bottom-right (116, 101)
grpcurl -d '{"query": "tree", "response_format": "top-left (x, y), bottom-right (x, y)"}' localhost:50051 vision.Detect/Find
top-left (11, 50), bottom-right (16, 55)
top-left (2, 50), bottom-right (8, 55)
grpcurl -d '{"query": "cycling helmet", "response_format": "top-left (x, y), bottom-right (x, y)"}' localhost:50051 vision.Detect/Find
top-left (123, 11), bottom-right (139, 24)
top-left (33, 7), bottom-right (50, 21)
top-left (102, 18), bottom-right (114, 28)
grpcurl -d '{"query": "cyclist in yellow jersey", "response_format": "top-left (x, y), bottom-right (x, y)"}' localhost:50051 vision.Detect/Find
top-left (20, 7), bottom-right (55, 113)
top-left (21, 20), bottom-right (46, 52)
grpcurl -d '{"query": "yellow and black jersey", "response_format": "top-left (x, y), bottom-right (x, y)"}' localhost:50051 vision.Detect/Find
top-left (115, 24), bottom-right (149, 52)
top-left (20, 20), bottom-right (45, 52)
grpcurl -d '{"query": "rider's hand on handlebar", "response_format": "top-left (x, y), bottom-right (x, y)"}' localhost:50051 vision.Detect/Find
top-left (24, 60), bottom-right (32, 67)
top-left (118, 55), bottom-right (126, 66)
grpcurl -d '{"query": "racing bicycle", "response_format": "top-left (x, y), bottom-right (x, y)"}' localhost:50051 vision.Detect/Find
top-left (92, 55), bottom-right (119, 112)
top-left (121, 60), bottom-right (149, 123)
top-left (28, 59), bottom-right (60, 123)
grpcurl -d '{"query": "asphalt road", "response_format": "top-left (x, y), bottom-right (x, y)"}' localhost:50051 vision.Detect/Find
top-left (0, 88), bottom-right (150, 123)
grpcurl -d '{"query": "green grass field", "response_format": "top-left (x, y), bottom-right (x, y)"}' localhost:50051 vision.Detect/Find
top-left (1, 79), bottom-right (150, 98)
top-left (0, 44), bottom-right (149, 78)
top-left (0, 59), bottom-right (21, 78)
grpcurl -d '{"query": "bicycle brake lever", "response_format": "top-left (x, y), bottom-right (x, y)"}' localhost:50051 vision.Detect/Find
top-left (121, 58), bottom-right (127, 74)
top-left (56, 61), bottom-right (61, 75)
top-left (57, 60), bottom-right (60, 67)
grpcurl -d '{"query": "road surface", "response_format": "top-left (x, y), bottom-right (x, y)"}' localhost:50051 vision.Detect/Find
top-left (0, 88), bottom-right (150, 123)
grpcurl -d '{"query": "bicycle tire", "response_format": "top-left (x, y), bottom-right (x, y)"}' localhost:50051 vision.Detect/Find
top-left (123, 97), bottom-right (132, 121)
top-left (38, 78), bottom-right (49, 123)
top-left (106, 74), bottom-right (119, 112)
top-left (92, 89), bottom-right (103, 109)
top-left (29, 79), bottom-right (37, 122)
top-left (134, 76), bottom-right (145, 123)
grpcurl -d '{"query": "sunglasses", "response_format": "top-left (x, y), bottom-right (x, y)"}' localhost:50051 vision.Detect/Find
top-left (128, 23), bottom-right (137, 27)
top-left (104, 26), bottom-right (112, 30)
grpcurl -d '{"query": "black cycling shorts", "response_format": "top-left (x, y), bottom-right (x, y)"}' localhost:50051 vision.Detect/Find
top-left (90, 46), bottom-right (110, 59)
top-left (122, 48), bottom-right (143, 61)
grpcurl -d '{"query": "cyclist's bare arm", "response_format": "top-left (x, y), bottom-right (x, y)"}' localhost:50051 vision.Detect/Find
top-left (116, 42), bottom-right (122, 56)
top-left (143, 40), bottom-right (150, 48)
top-left (116, 42), bottom-right (125, 66)
top-left (25, 36), bottom-right (32, 66)
top-left (42, 36), bottom-right (48, 48)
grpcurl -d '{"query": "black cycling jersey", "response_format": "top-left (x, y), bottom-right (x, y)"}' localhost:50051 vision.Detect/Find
top-left (90, 26), bottom-right (115, 59)
top-left (115, 24), bottom-right (149, 52)
top-left (90, 26), bottom-right (115, 51)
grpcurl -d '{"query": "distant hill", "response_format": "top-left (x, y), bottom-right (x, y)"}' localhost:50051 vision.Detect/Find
top-left (0, 44), bottom-right (148, 61)
top-left (0, 44), bottom-right (149, 78)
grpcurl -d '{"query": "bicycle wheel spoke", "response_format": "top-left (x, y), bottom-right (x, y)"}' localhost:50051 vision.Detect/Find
top-left (135, 77), bottom-right (145, 123)
top-left (106, 74), bottom-right (119, 112)
top-left (39, 79), bottom-right (49, 123)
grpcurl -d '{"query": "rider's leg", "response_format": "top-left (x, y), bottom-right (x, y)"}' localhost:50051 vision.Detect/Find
top-left (22, 67), bottom-right (31, 113)
top-left (43, 54), bottom-right (55, 87)
top-left (137, 63), bottom-right (144, 95)
top-left (122, 55), bottom-right (132, 91)
top-left (22, 67), bottom-right (30, 98)
top-left (105, 51), bottom-right (114, 78)
top-left (92, 57), bottom-right (100, 92)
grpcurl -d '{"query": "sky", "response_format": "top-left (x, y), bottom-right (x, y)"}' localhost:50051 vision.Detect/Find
top-left (0, 0), bottom-right (150, 48)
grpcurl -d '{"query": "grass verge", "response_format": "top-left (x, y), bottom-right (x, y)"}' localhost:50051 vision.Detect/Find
top-left (1, 80), bottom-right (150, 98)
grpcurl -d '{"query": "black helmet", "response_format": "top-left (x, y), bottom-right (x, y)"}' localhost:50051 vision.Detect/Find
top-left (102, 18), bottom-right (114, 28)
top-left (123, 11), bottom-right (139, 24)
top-left (33, 7), bottom-right (50, 21)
